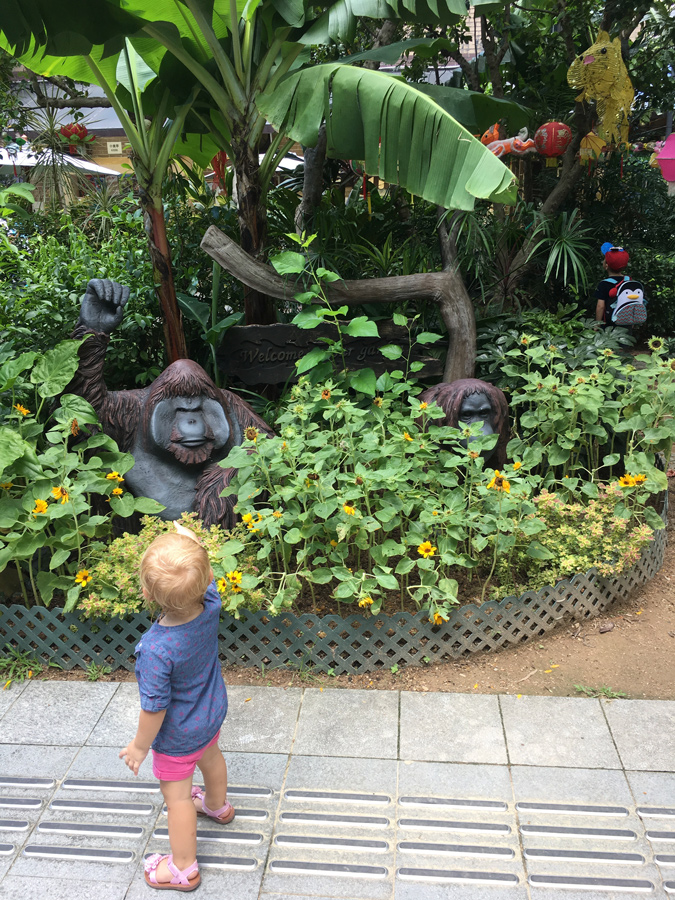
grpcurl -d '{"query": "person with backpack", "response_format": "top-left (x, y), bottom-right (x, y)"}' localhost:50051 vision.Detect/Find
top-left (595, 243), bottom-right (647, 327)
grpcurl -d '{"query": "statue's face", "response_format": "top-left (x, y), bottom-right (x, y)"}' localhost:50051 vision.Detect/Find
top-left (457, 391), bottom-right (498, 460)
top-left (150, 395), bottom-right (230, 465)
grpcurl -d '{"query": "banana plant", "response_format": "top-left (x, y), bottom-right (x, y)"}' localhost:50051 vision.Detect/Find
top-left (2, 0), bottom-right (518, 328)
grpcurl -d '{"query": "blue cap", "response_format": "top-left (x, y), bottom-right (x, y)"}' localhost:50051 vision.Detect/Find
top-left (600, 242), bottom-right (613, 256)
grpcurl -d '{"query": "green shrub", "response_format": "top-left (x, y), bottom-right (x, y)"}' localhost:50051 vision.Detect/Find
top-left (0, 341), bottom-right (164, 609)
top-left (78, 512), bottom-right (265, 620)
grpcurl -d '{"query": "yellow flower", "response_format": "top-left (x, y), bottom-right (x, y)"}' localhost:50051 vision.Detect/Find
top-left (106, 472), bottom-right (123, 482)
top-left (231, 585), bottom-right (242, 593)
top-left (417, 541), bottom-right (437, 559)
top-left (75, 569), bottom-right (92, 586)
top-left (217, 577), bottom-right (227, 592)
top-left (32, 499), bottom-right (48, 516)
top-left (373, 397), bottom-right (383, 407)
top-left (432, 510), bottom-right (438, 516)
top-left (321, 389), bottom-right (331, 400)
top-left (633, 474), bottom-right (647, 484)
top-left (419, 401), bottom-right (428, 410)
top-left (602, 348), bottom-right (615, 358)
top-left (487, 471), bottom-right (511, 493)
top-left (241, 513), bottom-right (254, 524)
top-left (245, 426), bottom-right (258, 442)
top-left (0, 482), bottom-right (13, 491)
top-left (513, 461), bottom-right (522, 470)
top-left (468, 450), bottom-right (480, 460)
top-left (403, 432), bottom-right (413, 442)
top-left (111, 487), bottom-right (123, 496)
top-left (430, 612), bottom-right (448, 625)
top-left (358, 597), bottom-right (374, 608)
top-left (13, 403), bottom-right (29, 417)
top-left (619, 474), bottom-right (636, 487)
top-left (281, 441), bottom-right (287, 451)
top-left (227, 570), bottom-right (243, 585)
top-left (51, 486), bottom-right (69, 504)
top-left (330, 540), bottom-right (338, 547)
top-left (343, 504), bottom-right (356, 516)
top-left (273, 510), bottom-right (282, 518)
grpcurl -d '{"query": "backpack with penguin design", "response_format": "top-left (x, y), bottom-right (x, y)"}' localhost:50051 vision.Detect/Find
top-left (603, 276), bottom-right (647, 325)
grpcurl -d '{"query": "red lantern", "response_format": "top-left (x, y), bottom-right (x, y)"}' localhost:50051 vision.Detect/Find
top-left (59, 122), bottom-right (93, 154)
top-left (535, 122), bottom-right (572, 167)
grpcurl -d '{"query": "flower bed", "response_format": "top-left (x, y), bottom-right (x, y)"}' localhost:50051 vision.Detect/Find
top-left (0, 494), bottom-right (666, 674)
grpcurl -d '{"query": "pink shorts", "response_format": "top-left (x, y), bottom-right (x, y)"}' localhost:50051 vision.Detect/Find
top-left (152, 730), bottom-right (220, 782)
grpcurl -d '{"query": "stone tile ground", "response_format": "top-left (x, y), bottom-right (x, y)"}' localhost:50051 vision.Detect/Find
top-left (0, 682), bottom-right (673, 899)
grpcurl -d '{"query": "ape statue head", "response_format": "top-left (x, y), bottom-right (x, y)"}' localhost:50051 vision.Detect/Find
top-left (419, 379), bottom-right (509, 468)
top-left (143, 360), bottom-right (231, 466)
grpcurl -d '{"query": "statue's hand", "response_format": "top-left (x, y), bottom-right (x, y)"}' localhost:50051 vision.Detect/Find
top-left (78, 279), bottom-right (130, 334)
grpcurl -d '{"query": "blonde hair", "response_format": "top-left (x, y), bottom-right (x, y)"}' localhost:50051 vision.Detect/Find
top-left (140, 533), bottom-right (211, 612)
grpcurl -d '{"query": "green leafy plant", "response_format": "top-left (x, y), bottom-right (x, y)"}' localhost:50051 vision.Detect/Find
top-left (0, 644), bottom-right (42, 687)
top-left (85, 662), bottom-right (112, 681)
top-left (0, 340), bottom-right (164, 609)
top-left (78, 512), bottom-right (263, 620)
top-left (575, 684), bottom-right (627, 700)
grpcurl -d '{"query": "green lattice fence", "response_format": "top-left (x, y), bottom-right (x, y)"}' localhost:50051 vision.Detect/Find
top-left (0, 499), bottom-right (667, 674)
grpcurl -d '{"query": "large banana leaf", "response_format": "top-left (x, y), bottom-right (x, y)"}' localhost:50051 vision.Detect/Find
top-left (413, 83), bottom-right (531, 135)
top-left (257, 64), bottom-right (517, 208)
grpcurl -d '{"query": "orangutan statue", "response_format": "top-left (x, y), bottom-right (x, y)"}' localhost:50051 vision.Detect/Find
top-left (67, 279), bottom-right (273, 527)
top-left (419, 378), bottom-right (509, 468)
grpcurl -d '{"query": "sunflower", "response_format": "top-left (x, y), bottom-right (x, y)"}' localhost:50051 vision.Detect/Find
top-left (487, 471), bottom-right (511, 493)
top-left (417, 541), bottom-right (437, 559)
top-left (358, 597), bottom-right (374, 608)
top-left (245, 426), bottom-right (259, 442)
top-left (343, 504), bottom-right (356, 516)
top-left (321, 389), bottom-right (331, 400)
top-left (75, 569), bottom-right (92, 586)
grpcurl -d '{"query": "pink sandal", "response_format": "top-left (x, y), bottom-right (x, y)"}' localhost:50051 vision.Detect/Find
top-left (191, 785), bottom-right (235, 824)
top-left (144, 853), bottom-right (200, 891)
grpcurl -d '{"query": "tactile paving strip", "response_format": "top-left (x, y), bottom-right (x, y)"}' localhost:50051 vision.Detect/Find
top-left (1, 776), bottom-right (675, 894)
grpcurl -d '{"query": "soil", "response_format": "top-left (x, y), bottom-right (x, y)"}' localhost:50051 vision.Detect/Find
top-left (33, 473), bottom-right (675, 701)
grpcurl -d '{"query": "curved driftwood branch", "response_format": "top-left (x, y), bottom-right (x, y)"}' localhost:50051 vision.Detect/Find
top-left (201, 226), bottom-right (474, 382)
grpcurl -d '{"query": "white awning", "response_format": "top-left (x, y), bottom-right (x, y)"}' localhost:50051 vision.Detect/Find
top-left (0, 146), bottom-right (121, 176)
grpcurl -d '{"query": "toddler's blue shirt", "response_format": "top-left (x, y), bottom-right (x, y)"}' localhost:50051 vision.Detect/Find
top-left (135, 580), bottom-right (227, 756)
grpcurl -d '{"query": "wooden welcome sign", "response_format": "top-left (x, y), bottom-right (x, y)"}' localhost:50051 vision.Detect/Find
top-left (217, 322), bottom-right (445, 385)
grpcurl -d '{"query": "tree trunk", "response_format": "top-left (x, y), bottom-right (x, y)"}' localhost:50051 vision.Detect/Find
top-left (141, 200), bottom-right (187, 362)
top-left (232, 136), bottom-right (276, 325)
top-left (294, 124), bottom-right (327, 234)
top-left (201, 226), bottom-right (475, 382)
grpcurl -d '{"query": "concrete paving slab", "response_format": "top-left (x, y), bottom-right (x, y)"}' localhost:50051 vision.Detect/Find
top-left (125, 863), bottom-right (264, 900)
top-left (0, 681), bottom-right (27, 722)
top-left (397, 760), bottom-right (514, 803)
top-left (86, 685), bottom-right (141, 747)
top-left (66, 746), bottom-right (160, 786)
top-left (400, 693), bottom-right (507, 764)
top-left (0, 744), bottom-right (78, 779)
top-left (500, 695), bottom-right (621, 768)
top-left (218, 686), bottom-right (302, 754)
top-left (626, 771), bottom-right (675, 807)
top-left (262, 867), bottom-right (394, 900)
top-left (0, 874), bottom-right (128, 900)
top-left (395, 883), bottom-right (529, 900)
top-left (529, 890), bottom-right (667, 900)
top-left (510, 767), bottom-right (634, 806)
top-left (284, 755), bottom-right (398, 796)
top-left (293, 689), bottom-right (398, 759)
top-left (0, 682), bottom-right (118, 746)
top-left (602, 700), bottom-right (675, 772)
top-left (216, 751), bottom-right (289, 793)
top-left (8, 853), bottom-right (139, 884)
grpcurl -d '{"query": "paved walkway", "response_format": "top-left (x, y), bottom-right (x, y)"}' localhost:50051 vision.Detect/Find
top-left (0, 681), bottom-right (674, 899)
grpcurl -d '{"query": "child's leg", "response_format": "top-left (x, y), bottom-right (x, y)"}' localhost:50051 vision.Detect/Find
top-left (155, 776), bottom-right (198, 883)
top-left (195, 741), bottom-right (228, 813)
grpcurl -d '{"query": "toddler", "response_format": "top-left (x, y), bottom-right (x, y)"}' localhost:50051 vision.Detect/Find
top-left (120, 522), bottom-right (234, 892)
top-left (595, 242), bottom-right (630, 326)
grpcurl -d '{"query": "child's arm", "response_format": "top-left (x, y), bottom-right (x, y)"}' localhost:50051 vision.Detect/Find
top-left (119, 709), bottom-right (166, 776)
top-left (595, 297), bottom-right (606, 323)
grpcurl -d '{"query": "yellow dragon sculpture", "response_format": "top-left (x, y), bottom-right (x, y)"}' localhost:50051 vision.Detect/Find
top-left (567, 30), bottom-right (634, 147)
